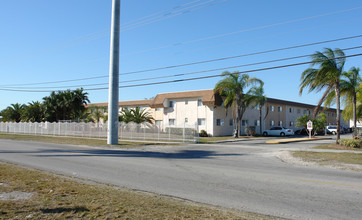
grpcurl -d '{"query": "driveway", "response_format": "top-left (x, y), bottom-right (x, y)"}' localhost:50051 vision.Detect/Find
top-left (0, 137), bottom-right (361, 220)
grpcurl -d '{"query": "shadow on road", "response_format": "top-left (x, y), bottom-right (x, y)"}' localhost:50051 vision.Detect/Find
top-left (1, 148), bottom-right (245, 159)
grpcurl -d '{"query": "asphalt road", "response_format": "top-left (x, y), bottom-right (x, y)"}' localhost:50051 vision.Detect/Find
top-left (0, 137), bottom-right (361, 220)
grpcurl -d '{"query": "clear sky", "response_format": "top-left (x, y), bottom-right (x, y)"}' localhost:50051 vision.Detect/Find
top-left (0, 0), bottom-right (361, 110)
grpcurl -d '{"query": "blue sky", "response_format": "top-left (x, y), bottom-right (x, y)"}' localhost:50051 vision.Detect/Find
top-left (0, 0), bottom-right (361, 110)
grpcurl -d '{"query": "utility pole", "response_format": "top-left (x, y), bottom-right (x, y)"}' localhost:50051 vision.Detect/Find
top-left (107, 0), bottom-right (121, 145)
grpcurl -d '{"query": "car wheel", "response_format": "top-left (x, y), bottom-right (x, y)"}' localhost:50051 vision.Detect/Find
top-left (332, 131), bottom-right (336, 135)
top-left (280, 132), bottom-right (285, 137)
top-left (263, 132), bottom-right (268, 137)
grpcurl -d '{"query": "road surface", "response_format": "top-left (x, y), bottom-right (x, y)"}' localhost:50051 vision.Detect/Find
top-left (0, 137), bottom-right (361, 219)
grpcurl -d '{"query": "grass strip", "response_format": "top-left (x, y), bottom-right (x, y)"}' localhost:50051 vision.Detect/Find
top-left (292, 151), bottom-right (362, 166)
top-left (312, 144), bottom-right (362, 151)
top-left (0, 133), bottom-right (170, 148)
top-left (0, 163), bottom-right (276, 219)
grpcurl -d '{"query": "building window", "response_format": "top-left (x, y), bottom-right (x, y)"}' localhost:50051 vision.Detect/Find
top-left (185, 118), bottom-right (188, 123)
top-left (185, 100), bottom-right (188, 105)
top-left (254, 120), bottom-right (260, 126)
top-left (229, 119), bottom-right (233, 126)
top-left (242, 120), bottom-right (248, 126)
top-left (297, 109), bottom-right (301, 114)
top-left (216, 119), bottom-right (224, 126)
top-left (290, 121), bottom-right (294, 126)
top-left (169, 101), bottom-right (176, 108)
top-left (155, 120), bottom-right (162, 126)
top-left (303, 110), bottom-right (307, 115)
top-left (197, 99), bottom-right (203, 106)
top-left (156, 108), bottom-right (163, 111)
top-left (169, 119), bottom-right (175, 126)
top-left (289, 108), bottom-right (294, 113)
top-left (270, 105), bottom-right (275, 112)
top-left (198, 118), bottom-right (205, 126)
top-left (278, 121), bottom-right (283, 126)
top-left (278, 106), bottom-right (283, 112)
top-left (270, 120), bottom-right (275, 126)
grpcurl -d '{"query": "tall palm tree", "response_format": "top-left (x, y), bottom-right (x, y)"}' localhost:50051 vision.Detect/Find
top-left (249, 83), bottom-right (267, 135)
top-left (342, 82), bottom-right (362, 123)
top-left (340, 67), bottom-right (361, 130)
top-left (214, 71), bottom-right (262, 137)
top-left (299, 48), bottom-right (345, 143)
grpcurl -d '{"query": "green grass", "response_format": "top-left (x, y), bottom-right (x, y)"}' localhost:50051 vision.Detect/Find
top-left (312, 144), bottom-right (362, 151)
top-left (292, 151), bottom-right (362, 168)
top-left (0, 133), bottom-right (171, 148)
top-left (0, 163), bottom-right (277, 219)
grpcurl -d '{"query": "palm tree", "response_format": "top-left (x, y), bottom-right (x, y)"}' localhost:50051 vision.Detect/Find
top-left (249, 83), bottom-right (267, 135)
top-left (342, 82), bottom-right (362, 123)
top-left (2, 103), bottom-right (25, 122)
top-left (21, 101), bottom-right (45, 122)
top-left (299, 48), bottom-right (345, 143)
top-left (214, 71), bottom-right (262, 137)
top-left (131, 107), bottom-right (154, 124)
top-left (340, 67), bottom-right (361, 130)
top-left (88, 105), bottom-right (107, 125)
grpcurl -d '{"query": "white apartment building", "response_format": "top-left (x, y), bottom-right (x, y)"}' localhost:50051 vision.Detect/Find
top-left (92, 89), bottom-right (349, 136)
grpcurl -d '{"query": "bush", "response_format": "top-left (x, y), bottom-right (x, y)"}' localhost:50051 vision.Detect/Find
top-left (338, 139), bottom-right (362, 149)
top-left (199, 130), bottom-right (208, 137)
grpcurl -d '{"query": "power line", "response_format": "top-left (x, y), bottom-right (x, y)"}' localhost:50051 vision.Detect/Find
top-left (120, 6), bottom-right (362, 57)
top-left (3, 45), bottom-right (362, 90)
top-left (1, 34), bottom-right (361, 87)
top-left (1, 53), bottom-right (361, 93)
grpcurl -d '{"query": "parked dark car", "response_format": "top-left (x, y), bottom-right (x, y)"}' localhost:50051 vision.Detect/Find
top-left (294, 128), bottom-right (325, 136)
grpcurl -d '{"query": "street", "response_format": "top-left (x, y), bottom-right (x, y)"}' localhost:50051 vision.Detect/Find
top-left (0, 137), bottom-right (361, 220)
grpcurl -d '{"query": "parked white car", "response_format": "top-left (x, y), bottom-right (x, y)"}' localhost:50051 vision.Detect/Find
top-left (326, 125), bottom-right (345, 135)
top-left (263, 126), bottom-right (294, 137)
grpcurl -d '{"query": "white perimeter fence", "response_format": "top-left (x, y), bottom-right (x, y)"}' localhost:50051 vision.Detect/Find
top-left (0, 122), bottom-right (199, 143)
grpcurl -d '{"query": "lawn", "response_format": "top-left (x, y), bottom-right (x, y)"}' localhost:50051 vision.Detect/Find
top-left (0, 163), bottom-right (277, 220)
top-left (312, 144), bottom-right (362, 151)
top-left (0, 133), bottom-right (170, 148)
top-left (292, 151), bottom-right (362, 170)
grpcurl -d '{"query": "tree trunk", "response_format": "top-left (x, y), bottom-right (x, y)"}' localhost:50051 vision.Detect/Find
top-left (353, 95), bottom-right (357, 129)
top-left (259, 106), bottom-right (262, 135)
top-left (335, 85), bottom-right (341, 144)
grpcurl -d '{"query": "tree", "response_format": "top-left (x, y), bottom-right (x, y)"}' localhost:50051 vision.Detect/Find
top-left (119, 107), bottom-right (154, 124)
top-left (214, 71), bottom-right (263, 137)
top-left (21, 101), bottom-right (45, 122)
top-left (43, 88), bottom-right (90, 122)
top-left (342, 82), bottom-right (362, 123)
top-left (88, 105), bottom-right (107, 125)
top-left (1, 103), bottom-right (25, 122)
top-left (299, 48), bottom-right (345, 143)
top-left (339, 67), bottom-right (361, 129)
top-left (296, 113), bottom-right (326, 136)
top-left (249, 82), bottom-right (267, 135)
top-left (131, 107), bottom-right (154, 124)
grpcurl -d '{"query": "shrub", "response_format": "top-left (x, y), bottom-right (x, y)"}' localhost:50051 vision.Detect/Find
top-left (199, 130), bottom-right (208, 137)
top-left (338, 139), bottom-right (362, 149)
